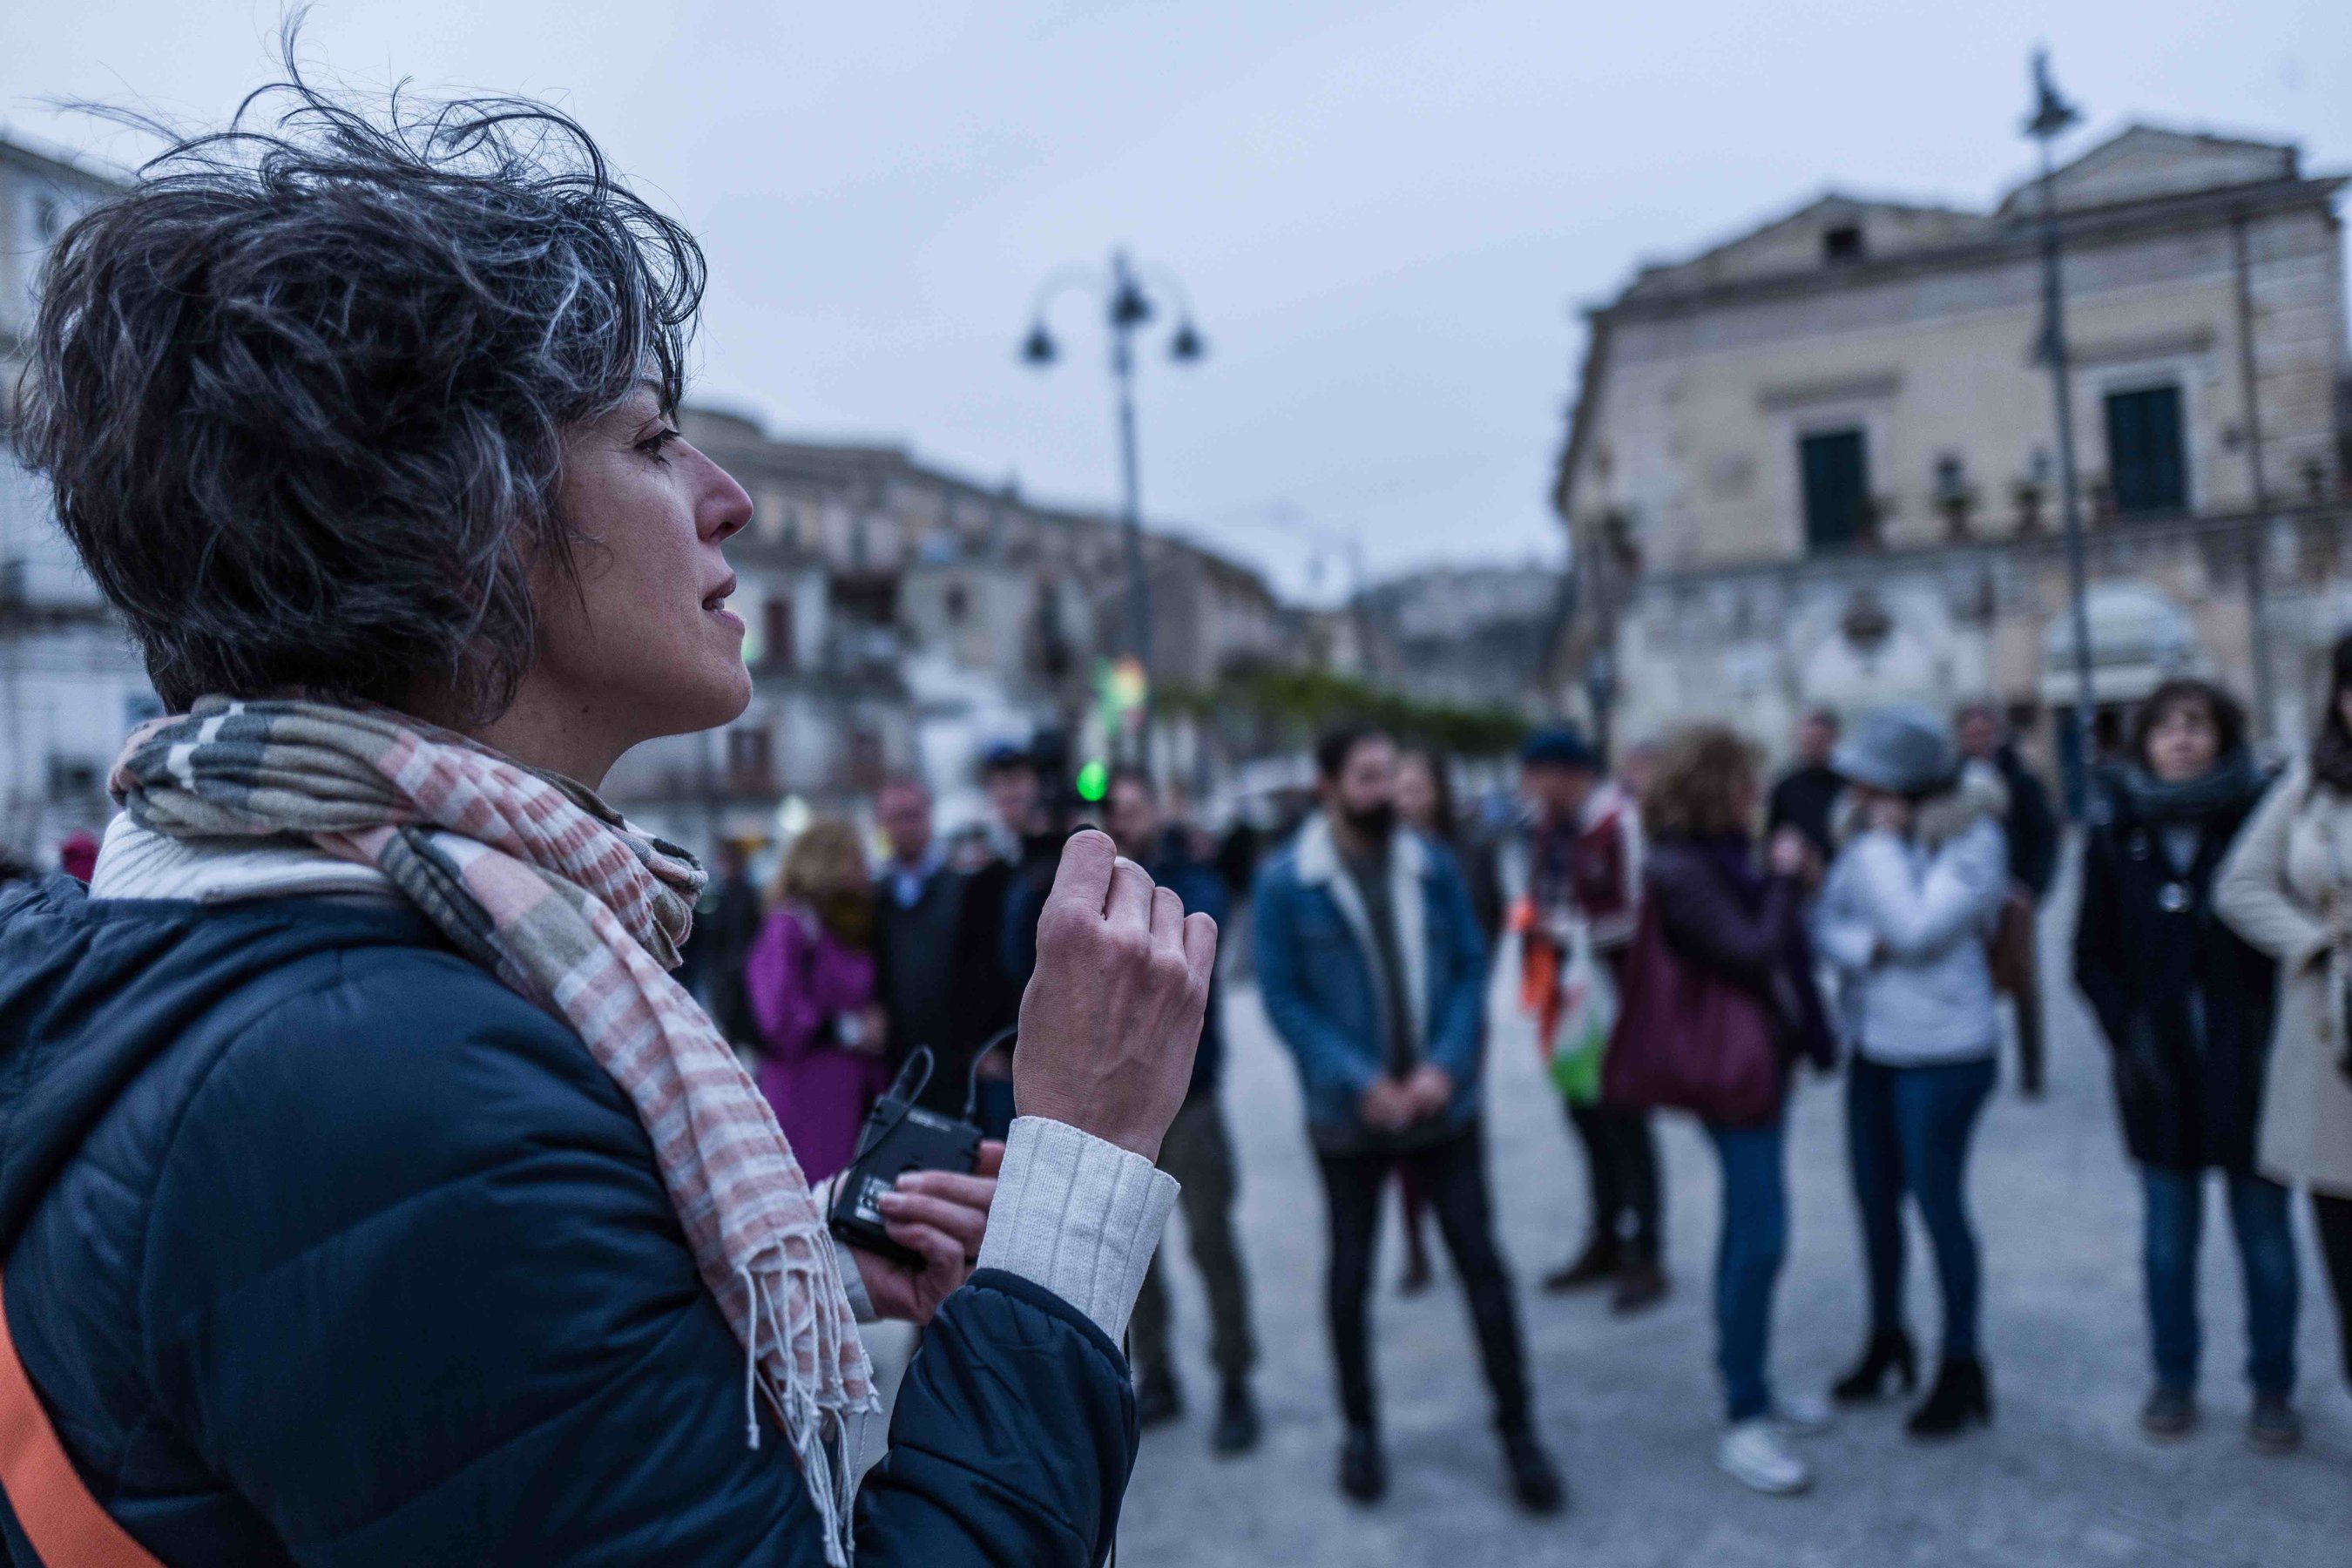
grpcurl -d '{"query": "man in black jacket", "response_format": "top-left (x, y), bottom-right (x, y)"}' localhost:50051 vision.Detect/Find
top-left (1957, 703), bottom-right (2060, 1095)
top-left (875, 776), bottom-right (1017, 1115)
top-left (700, 839), bottom-right (766, 1049)
top-left (1765, 710), bottom-right (1842, 868)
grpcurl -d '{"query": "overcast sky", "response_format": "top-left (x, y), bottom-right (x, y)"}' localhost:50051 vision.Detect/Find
top-left (5, 2), bottom-right (2347, 600)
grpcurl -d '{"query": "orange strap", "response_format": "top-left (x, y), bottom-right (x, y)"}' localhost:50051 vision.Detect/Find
top-left (0, 1274), bottom-right (163, 1568)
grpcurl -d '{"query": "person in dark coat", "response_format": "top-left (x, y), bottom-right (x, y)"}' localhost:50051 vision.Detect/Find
top-left (1391, 744), bottom-right (1503, 1294)
top-left (0, 880), bottom-right (1147, 1565)
top-left (0, 70), bottom-right (1216, 1565)
top-left (1110, 768), bottom-right (1261, 1455)
top-left (1521, 727), bottom-right (1668, 1314)
top-left (2073, 679), bottom-right (2301, 1450)
top-left (1766, 709), bottom-right (1843, 866)
top-left (1957, 702), bottom-right (2060, 1095)
top-left (700, 838), bottom-right (767, 1046)
top-left (1620, 727), bottom-right (1834, 1495)
top-left (981, 742), bottom-right (1073, 1137)
top-left (873, 776), bottom-right (1018, 1116)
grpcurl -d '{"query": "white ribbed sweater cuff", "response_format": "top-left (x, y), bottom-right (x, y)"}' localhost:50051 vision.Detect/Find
top-left (977, 1116), bottom-right (1180, 1343)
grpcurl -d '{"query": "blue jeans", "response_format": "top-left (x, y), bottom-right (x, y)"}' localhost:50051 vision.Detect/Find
top-left (2141, 1166), bottom-right (2298, 1396)
top-left (1706, 1117), bottom-right (1788, 1423)
top-left (1847, 1056), bottom-right (1996, 1360)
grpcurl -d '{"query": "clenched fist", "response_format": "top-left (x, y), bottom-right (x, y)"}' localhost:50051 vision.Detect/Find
top-left (1014, 829), bottom-right (1218, 1161)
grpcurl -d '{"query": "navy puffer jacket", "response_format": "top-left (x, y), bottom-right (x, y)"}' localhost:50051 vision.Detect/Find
top-left (0, 877), bottom-right (1136, 1565)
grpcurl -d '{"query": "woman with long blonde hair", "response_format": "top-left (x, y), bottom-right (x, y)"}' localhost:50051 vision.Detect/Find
top-left (745, 820), bottom-right (891, 1183)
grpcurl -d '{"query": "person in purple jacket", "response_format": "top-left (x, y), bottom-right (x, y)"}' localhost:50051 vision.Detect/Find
top-left (747, 820), bottom-right (892, 1183)
top-left (1620, 727), bottom-right (1835, 1496)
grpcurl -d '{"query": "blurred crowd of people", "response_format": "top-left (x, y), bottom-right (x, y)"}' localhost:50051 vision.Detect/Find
top-left (1227, 639), bottom-right (2352, 1511)
top-left (100, 632), bottom-right (2336, 1519)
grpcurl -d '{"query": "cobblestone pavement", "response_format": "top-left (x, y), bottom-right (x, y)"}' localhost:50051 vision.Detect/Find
top-left (1110, 887), bottom-right (2352, 1567)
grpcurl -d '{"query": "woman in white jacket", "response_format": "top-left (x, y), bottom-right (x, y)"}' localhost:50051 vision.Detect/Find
top-left (1813, 705), bottom-right (2011, 1438)
top-left (2213, 632), bottom-right (2352, 1427)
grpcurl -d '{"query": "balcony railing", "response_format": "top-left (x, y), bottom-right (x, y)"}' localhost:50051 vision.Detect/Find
top-left (1632, 500), bottom-right (2352, 591)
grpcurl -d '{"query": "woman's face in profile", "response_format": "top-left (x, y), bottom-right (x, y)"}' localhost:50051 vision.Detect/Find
top-left (537, 385), bottom-right (755, 749)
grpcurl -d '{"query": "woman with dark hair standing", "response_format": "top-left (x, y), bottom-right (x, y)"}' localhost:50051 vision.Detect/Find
top-left (0, 61), bottom-right (1213, 1565)
top-left (1390, 746), bottom-right (1502, 1293)
top-left (1611, 727), bottom-right (1835, 1494)
top-left (1813, 706), bottom-right (2010, 1438)
top-left (2075, 680), bottom-right (2298, 1450)
top-left (2217, 632), bottom-right (2352, 1439)
top-left (1396, 747), bottom-right (1505, 948)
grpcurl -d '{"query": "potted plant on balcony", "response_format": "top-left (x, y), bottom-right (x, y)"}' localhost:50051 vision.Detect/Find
top-left (2011, 477), bottom-right (2045, 535)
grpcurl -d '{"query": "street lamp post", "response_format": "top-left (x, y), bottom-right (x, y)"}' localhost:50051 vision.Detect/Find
top-left (1022, 253), bottom-right (1206, 766)
top-left (2026, 49), bottom-right (2098, 800)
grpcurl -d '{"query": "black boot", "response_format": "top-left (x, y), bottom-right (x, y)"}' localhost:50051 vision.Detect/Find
top-left (1211, 1375), bottom-right (1261, 1456)
top-left (1542, 1236), bottom-right (1619, 1294)
top-left (1831, 1329), bottom-right (1917, 1404)
top-left (1135, 1364), bottom-right (1183, 1429)
top-left (1338, 1425), bottom-right (1387, 1504)
top-left (1499, 1422), bottom-right (1567, 1515)
top-left (1906, 1355), bottom-right (1991, 1439)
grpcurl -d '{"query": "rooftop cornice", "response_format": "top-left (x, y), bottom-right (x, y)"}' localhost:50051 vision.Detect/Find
top-left (1598, 172), bottom-right (2346, 325)
top-left (0, 132), bottom-right (132, 193)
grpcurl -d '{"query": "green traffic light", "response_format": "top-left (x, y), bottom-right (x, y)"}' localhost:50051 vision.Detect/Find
top-left (1075, 760), bottom-right (1108, 802)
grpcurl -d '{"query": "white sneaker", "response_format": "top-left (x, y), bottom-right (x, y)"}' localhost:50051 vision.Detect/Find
top-left (1774, 1393), bottom-right (1833, 1436)
top-left (1718, 1418), bottom-right (1813, 1495)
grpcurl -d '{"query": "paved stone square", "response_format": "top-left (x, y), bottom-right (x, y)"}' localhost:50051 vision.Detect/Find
top-left (1112, 891), bottom-right (2352, 1566)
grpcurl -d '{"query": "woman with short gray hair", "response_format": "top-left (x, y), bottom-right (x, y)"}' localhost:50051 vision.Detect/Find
top-left (1813, 705), bottom-right (2011, 1439)
top-left (0, 58), bottom-right (1211, 1566)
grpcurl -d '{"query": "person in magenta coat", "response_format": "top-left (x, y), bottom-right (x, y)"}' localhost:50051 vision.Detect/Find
top-left (745, 820), bottom-right (891, 1183)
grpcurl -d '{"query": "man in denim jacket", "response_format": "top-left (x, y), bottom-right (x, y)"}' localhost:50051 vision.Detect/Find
top-left (1253, 724), bottom-right (1564, 1516)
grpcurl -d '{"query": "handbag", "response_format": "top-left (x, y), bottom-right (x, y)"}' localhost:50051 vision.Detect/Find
top-left (1986, 886), bottom-right (2036, 996)
top-left (1601, 901), bottom-right (1781, 1126)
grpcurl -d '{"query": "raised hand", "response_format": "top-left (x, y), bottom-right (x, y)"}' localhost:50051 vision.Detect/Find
top-left (1012, 830), bottom-right (1218, 1161)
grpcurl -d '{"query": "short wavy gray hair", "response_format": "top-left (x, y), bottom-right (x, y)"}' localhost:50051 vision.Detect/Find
top-left (17, 58), bottom-right (705, 722)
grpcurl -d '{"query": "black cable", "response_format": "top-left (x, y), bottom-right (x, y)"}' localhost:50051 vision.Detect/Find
top-left (849, 1045), bottom-right (935, 1169)
top-left (962, 1026), bottom-right (1018, 1123)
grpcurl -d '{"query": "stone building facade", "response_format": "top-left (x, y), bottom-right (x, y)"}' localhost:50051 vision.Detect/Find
top-left (1554, 124), bottom-right (2352, 792)
top-left (1351, 563), bottom-right (1566, 715)
top-left (0, 136), bottom-right (154, 863)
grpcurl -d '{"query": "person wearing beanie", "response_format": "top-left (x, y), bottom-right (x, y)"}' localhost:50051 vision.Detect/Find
top-left (1519, 726), bottom-right (1669, 1313)
top-left (1813, 704), bottom-right (2010, 1438)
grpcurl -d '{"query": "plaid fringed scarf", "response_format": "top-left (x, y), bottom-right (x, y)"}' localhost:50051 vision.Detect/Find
top-left (111, 698), bottom-right (877, 1565)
